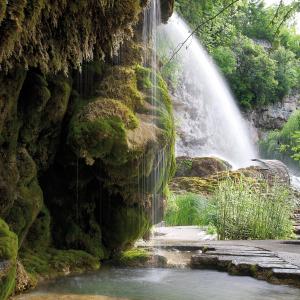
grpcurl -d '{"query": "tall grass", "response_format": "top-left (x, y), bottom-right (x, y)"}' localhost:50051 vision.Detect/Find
top-left (212, 177), bottom-right (295, 240)
top-left (165, 177), bottom-right (295, 240)
top-left (165, 193), bottom-right (216, 228)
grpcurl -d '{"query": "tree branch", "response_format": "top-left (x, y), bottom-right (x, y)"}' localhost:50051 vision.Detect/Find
top-left (272, 2), bottom-right (299, 40)
top-left (163, 0), bottom-right (241, 67)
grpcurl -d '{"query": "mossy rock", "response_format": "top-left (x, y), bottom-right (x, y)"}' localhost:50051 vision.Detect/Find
top-left (170, 170), bottom-right (258, 196)
top-left (0, 218), bottom-right (18, 300)
top-left (175, 156), bottom-right (232, 178)
top-left (114, 248), bottom-right (150, 266)
top-left (96, 66), bottom-right (144, 110)
top-left (68, 98), bottom-right (139, 166)
top-left (22, 205), bottom-right (51, 252)
top-left (18, 71), bottom-right (71, 171)
top-left (20, 248), bottom-right (100, 281)
top-left (102, 204), bottom-right (151, 252)
top-left (7, 179), bottom-right (43, 246)
top-left (6, 149), bottom-right (43, 246)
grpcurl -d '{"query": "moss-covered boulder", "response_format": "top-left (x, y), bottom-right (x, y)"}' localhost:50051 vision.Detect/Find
top-left (175, 156), bottom-right (231, 178)
top-left (0, 218), bottom-right (18, 300)
top-left (170, 169), bottom-right (259, 196)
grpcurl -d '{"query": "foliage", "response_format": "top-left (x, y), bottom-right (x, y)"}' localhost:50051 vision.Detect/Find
top-left (227, 36), bottom-right (278, 108)
top-left (271, 46), bottom-right (300, 99)
top-left (260, 110), bottom-right (300, 168)
top-left (211, 177), bottom-right (294, 240)
top-left (175, 0), bottom-right (300, 109)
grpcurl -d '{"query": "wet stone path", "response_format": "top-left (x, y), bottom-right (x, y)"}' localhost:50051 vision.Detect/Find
top-left (137, 226), bottom-right (300, 287)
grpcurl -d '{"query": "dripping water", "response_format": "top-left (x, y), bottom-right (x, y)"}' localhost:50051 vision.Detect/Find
top-left (159, 13), bottom-right (258, 168)
top-left (142, 0), bottom-right (164, 224)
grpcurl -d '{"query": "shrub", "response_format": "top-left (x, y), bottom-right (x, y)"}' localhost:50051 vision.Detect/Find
top-left (211, 177), bottom-right (294, 240)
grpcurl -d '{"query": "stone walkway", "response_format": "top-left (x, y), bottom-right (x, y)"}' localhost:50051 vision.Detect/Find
top-left (137, 226), bottom-right (300, 287)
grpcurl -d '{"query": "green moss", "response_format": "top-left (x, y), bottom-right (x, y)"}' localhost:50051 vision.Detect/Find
top-left (20, 248), bottom-right (100, 280)
top-left (102, 205), bottom-right (151, 252)
top-left (115, 248), bottom-right (150, 266)
top-left (0, 0), bottom-right (144, 72)
top-left (169, 171), bottom-right (259, 196)
top-left (22, 205), bottom-right (51, 251)
top-left (68, 98), bottom-right (138, 165)
top-left (96, 66), bottom-right (144, 110)
top-left (0, 218), bottom-right (18, 260)
top-left (63, 220), bottom-right (106, 259)
top-left (7, 179), bottom-right (43, 245)
top-left (0, 218), bottom-right (18, 300)
top-left (0, 262), bottom-right (16, 300)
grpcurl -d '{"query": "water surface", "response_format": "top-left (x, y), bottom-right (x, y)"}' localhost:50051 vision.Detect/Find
top-left (30, 268), bottom-right (300, 300)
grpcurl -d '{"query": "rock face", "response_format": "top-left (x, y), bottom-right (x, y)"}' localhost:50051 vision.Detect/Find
top-left (0, 1), bottom-right (175, 298)
top-left (245, 91), bottom-right (300, 141)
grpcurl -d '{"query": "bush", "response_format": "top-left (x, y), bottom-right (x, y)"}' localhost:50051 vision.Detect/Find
top-left (211, 177), bottom-right (294, 240)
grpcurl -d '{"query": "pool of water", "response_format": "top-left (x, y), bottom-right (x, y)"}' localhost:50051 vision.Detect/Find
top-left (28, 267), bottom-right (300, 300)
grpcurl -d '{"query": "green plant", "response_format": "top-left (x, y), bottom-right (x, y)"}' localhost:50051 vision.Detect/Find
top-left (211, 176), bottom-right (294, 240)
top-left (165, 193), bottom-right (215, 227)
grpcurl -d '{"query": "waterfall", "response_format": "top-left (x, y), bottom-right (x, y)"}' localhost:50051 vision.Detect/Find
top-left (159, 13), bottom-right (257, 168)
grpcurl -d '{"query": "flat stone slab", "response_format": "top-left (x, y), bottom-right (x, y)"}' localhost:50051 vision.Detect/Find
top-left (191, 246), bottom-right (300, 287)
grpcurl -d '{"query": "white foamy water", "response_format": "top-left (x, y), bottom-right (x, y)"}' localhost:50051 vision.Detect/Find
top-left (159, 13), bottom-right (258, 168)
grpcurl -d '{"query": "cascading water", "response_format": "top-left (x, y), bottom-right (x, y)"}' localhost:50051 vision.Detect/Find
top-left (159, 13), bottom-right (257, 168)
